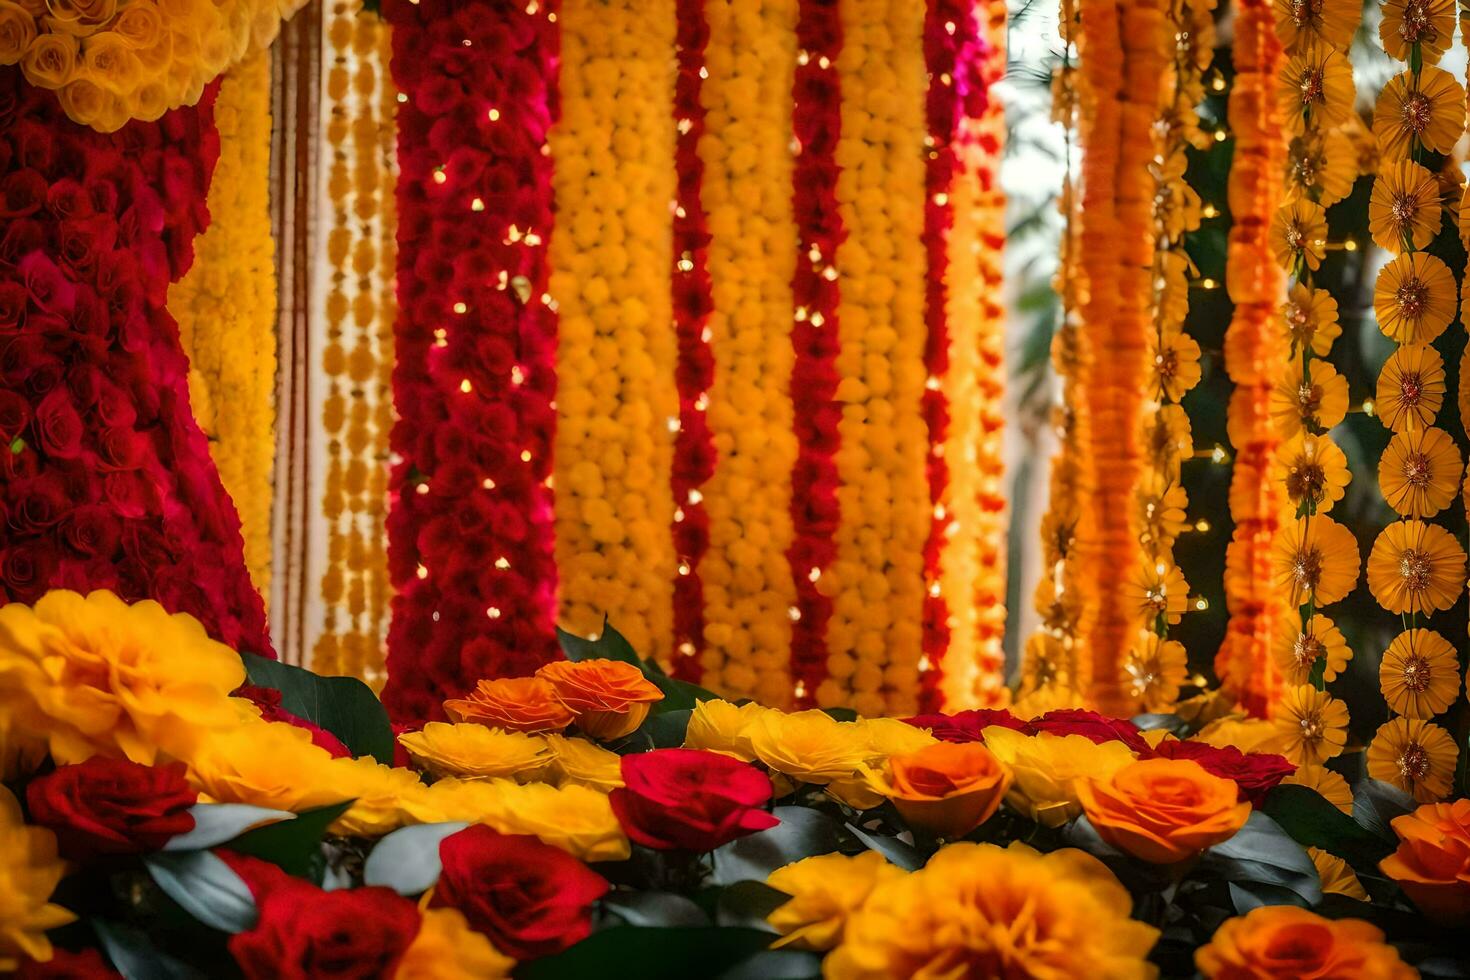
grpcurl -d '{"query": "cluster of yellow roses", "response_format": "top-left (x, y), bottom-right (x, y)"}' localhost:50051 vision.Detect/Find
top-left (549, 0), bottom-right (680, 669)
top-left (171, 51), bottom-right (276, 603)
top-left (311, 7), bottom-right (396, 686)
top-left (0, 0), bottom-right (308, 131)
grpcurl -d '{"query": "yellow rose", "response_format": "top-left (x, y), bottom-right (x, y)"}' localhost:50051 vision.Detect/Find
top-left (110, 2), bottom-right (162, 49)
top-left (426, 778), bottom-right (630, 863)
top-left (17, 25), bottom-right (73, 87)
top-left (398, 723), bottom-right (552, 782)
top-left (682, 698), bottom-right (771, 760)
top-left (0, 786), bottom-right (74, 972)
top-left (856, 717), bottom-right (939, 758)
top-left (324, 757), bottom-right (435, 838)
top-left (545, 734), bottom-right (624, 792)
top-left (39, 0), bottom-right (116, 37)
top-left (981, 726), bottom-right (1136, 827)
top-left (747, 709), bottom-right (874, 784)
top-left (0, 591), bottom-right (245, 766)
top-left (394, 907), bottom-right (514, 979)
top-left (185, 719), bottom-right (347, 813)
top-left (82, 31), bottom-right (143, 94)
top-left (766, 851), bottom-right (906, 951)
top-left (0, 2), bottom-right (37, 66)
top-left (56, 76), bottom-right (109, 127)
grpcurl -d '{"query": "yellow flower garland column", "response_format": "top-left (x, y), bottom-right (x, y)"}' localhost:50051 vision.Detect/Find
top-left (171, 49), bottom-right (277, 600)
top-left (551, 0), bottom-right (680, 665)
top-left (822, 0), bottom-right (930, 718)
top-left (698, 0), bottom-right (800, 706)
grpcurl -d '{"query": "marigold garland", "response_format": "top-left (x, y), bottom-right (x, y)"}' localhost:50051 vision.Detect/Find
top-left (381, 0), bottom-right (561, 723)
top-left (170, 50), bottom-right (275, 603)
top-left (550, 0), bottom-right (679, 667)
top-left (0, 0), bottom-right (310, 132)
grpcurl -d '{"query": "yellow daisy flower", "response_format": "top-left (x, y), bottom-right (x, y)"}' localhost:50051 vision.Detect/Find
top-left (1140, 404), bottom-right (1192, 479)
top-left (1373, 67), bottom-right (1465, 162)
top-left (1270, 199), bottom-right (1328, 272)
top-left (1460, 182), bottom-right (1470, 246)
top-left (1378, 426), bottom-right (1462, 518)
top-left (1152, 151), bottom-right (1201, 242)
top-left (1021, 633), bottom-right (1069, 695)
top-left (1269, 357), bottom-right (1349, 435)
top-left (1307, 848), bottom-right (1370, 901)
top-left (1283, 764), bottom-right (1353, 814)
top-left (1270, 685), bottom-right (1349, 766)
top-left (1366, 519), bottom-right (1466, 615)
top-left (1122, 632), bottom-right (1188, 714)
top-left (1338, 111), bottom-right (1379, 177)
top-left (1375, 343), bottom-right (1444, 433)
top-left (1135, 471), bottom-right (1190, 551)
top-left (1149, 324), bottom-right (1202, 401)
top-left (1374, 252), bottom-right (1455, 344)
top-left (1273, 611), bottom-right (1351, 686)
top-left (1379, 0), bottom-right (1455, 64)
top-left (1367, 717), bottom-right (1457, 803)
top-left (1369, 161), bottom-right (1443, 254)
top-left (1271, 515), bottom-right (1361, 606)
top-left (1273, 0), bottom-right (1361, 51)
top-left (1123, 559), bottom-right (1189, 626)
top-left (1284, 130), bottom-right (1356, 207)
top-left (1277, 45), bottom-right (1355, 134)
top-left (1280, 284), bottom-right (1342, 356)
top-left (1273, 432), bottom-right (1351, 514)
top-left (1379, 629), bottom-right (1460, 719)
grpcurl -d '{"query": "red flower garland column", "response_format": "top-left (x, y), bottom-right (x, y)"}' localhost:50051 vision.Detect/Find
top-left (788, 0), bottom-right (845, 707)
top-left (669, 0), bottom-right (716, 683)
top-left (382, 0), bottom-right (561, 722)
top-left (0, 71), bottom-right (271, 656)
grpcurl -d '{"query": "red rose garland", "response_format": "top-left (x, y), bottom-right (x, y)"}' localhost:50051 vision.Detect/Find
top-left (381, 0), bottom-right (561, 723)
top-left (786, 0), bottom-right (846, 707)
top-left (0, 69), bottom-right (270, 656)
top-left (669, 0), bottom-right (716, 683)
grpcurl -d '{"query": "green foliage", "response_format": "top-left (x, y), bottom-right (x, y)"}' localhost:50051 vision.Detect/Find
top-left (241, 652), bottom-right (395, 766)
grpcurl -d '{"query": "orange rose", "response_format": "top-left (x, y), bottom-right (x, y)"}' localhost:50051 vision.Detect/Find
top-left (1078, 758), bottom-right (1250, 864)
top-left (1196, 906), bottom-right (1416, 979)
top-left (870, 743), bottom-right (1012, 839)
top-left (1380, 798), bottom-right (1470, 925)
top-left (536, 659), bottom-right (663, 740)
top-left (443, 676), bottom-right (576, 734)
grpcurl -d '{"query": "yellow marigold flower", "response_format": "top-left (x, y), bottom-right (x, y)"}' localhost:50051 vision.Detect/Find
top-left (1270, 515), bottom-right (1360, 606)
top-left (1376, 343), bottom-right (1445, 432)
top-left (327, 757), bottom-right (438, 838)
top-left (0, 591), bottom-right (245, 766)
top-left (186, 717), bottom-right (346, 813)
top-left (0, 786), bottom-right (74, 972)
top-left (1272, 0), bottom-right (1360, 51)
top-left (1278, 45), bottom-right (1355, 134)
top-left (1368, 717), bottom-right (1458, 803)
top-left (545, 733), bottom-right (625, 792)
top-left (1269, 357), bottom-right (1348, 436)
top-left (1366, 519), bottom-right (1466, 614)
top-left (425, 777), bottom-right (630, 863)
top-left (856, 717), bottom-right (938, 758)
top-left (1283, 764), bottom-right (1353, 814)
top-left (1273, 432), bottom-right (1350, 514)
top-left (1269, 685), bottom-right (1349, 766)
top-left (1152, 150), bottom-right (1201, 242)
top-left (1380, 0), bottom-right (1455, 63)
top-left (1280, 283), bottom-right (1341, 356)
top-left (980, 727), bottom-right (1136, 828)
top-left (395, 907), bottom-right (515, 979)
top-left (1140, 404), bottom-right (1193, 478)
top-left (1194, 716), bottom-right (1279, 753)
top-left (1135, 472), bottom-right (1189, 552)
top-left (1380, 629), bottom-right (1460, 720)
top-left (1123, 559), bottom-right (1189, 626)
top-left (1379, 426), bottom-right (1462, 518)
top-left (746, 709), bottom-right (873, 786)
top-left (1272, 611), bottom-right (1351, 686)
top-left (683, 698), bottom-right (771, 761)
top-left (766, 851), bottom-right (906, 951)
top-left (824, 842), bottom-right (1159, 980)
top-left (1269, 199), bottom-right (1328, 271)
top-left (1284, 130), bottom-right (1356, 207)
top-left (1308, 848), bottom-right (1370, 900)
top-left (397, 723), bottom-right (553, 782)
top-left (1374, 252), bottom-right (1456, 343)
top-left (1122, 632), bottom-right (1188, 714)
top-left (1197, 906), bottom-right (1415, 978)
top-left (1148, 324), bottom-right (1202, 401)
top-left (1369, 161), bottom-right (1443, 255)
top-left (1373, 67), bottom-right (1464, 162)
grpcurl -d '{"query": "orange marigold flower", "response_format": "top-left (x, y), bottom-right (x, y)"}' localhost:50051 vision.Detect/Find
top-left (1270, 515), bottom-right (1360, 606)
top-left (1378, 426), bottom-right (1462, 518)
top-left (1379, 0), bottom-right (1455, 64)
top-left (1375, 343), bottom-right (1444, 433)
top-left (1365, 519), bottom-right (1466, 615)
top-left (1276, 45), bottom-right (1355, 134)
top-left (443, 676), bottom-right (577, 734)
top-left (1369, 161), bottom-right (1443, 255)
top-left (1379, 629), bottom-right (1460, 719)
top-left (1196, 906), bottom-right (1415, 978)
top-left (1269, 199), bottom-right (1328, 272)
top-left (870, 742), bottom-right (1012, 839)
top-left (1268, 357), bottom-right (1348, 436)
top-left (1367, 717), bottom-right (1458, 803)
top-left (1272, 0), bottom-right (1360, 51)
top-left (1272, 611), bottom-right (1350, 686)
top-left (1269, 684), bottom-right (1349, 766)
top-left (536, 659), bottom-right (665, 740)
top-left (1373, 66), bottom-right (1464, 162)
top-left (1279, 283), bottom-right (1341, 356)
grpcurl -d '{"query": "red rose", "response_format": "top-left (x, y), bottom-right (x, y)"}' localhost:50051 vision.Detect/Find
top-left (0, 388), bottom-right (30, 440)
top-left (230, 879), bottom-right (420, 980)
top-left (1150, 740), bottom-right (1296, 808)
top-left (14, 947), bottom-right (120, 979)
top-left (34, 388), bottom-right (83, 459)
top-left (0, 540), bottom-right (57, 602)
top-left (26, 757), bottom-right (198, 859)
top-left (610, 748), bottom-right (778, 852)
top-left (431, 825), bottom-right (607, 959)
top-left (1030, 709), bottom-right (1153, 754)
top-left (18, 251), bottom-right (76, 315)
top-left (904, 709), bottom-right (1035, 743)
top-left (234, 686), bottom-right (351, 759)
top-left (0, 281), bottom-right (27, 330)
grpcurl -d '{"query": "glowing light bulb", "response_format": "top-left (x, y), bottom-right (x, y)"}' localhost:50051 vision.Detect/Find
top-left (495, 556), bottom-right (510, 569)
top-left (486, 606), bottom-right (502, 619)
top-left (488, 108), bottom-right (501, 121)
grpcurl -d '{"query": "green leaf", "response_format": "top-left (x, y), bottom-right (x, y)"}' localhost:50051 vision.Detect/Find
top-left (9, 436), bottom-right (24, 454)
top-left (144, 851), bottom-right (258, 934)
top-left (1262, 784), bottom-right (1392, 870)
top-left (1352, 779), bottom-right (1416, 844)
top-left (638, 708), bottom-right (693, 749)
top-left (163, 804), bottom-right (295, 852)
top-left (602, 891), bottom-right (710, 928)
top-left (93, 920), bottom-right (208, 980)
top-left (716, 949), bottom-right (823, 980)
top-left (821, 707), bottom-right (859, 723)
top-left (227, 800), bottom-right (354, 881)
top-left (714, 880), bottom-right (791, 931)
top-left (1199, 811), bottom-right (1321, 905)
top-left (844, 821), bottom-right (924, 872)
top-left (363, 822), bottom-right (469, 895)
top-left (710, 807), bottom-right (841, 885)
top-left (241, 652), bottom-right (395, 766)
top-left (516, 927), bottom-right (773, 980)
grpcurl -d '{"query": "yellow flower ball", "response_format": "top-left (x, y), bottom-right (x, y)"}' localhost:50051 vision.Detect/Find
top-left (766, 851), bottom-right (906, 951)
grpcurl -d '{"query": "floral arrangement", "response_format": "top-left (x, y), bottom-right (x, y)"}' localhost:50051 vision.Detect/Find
top-left (2, 588), bottom-right (1465, 977)
top-left (0, 0), bottom-right (308, 132)
top-left (0, 68), bottom-right (269, 655)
